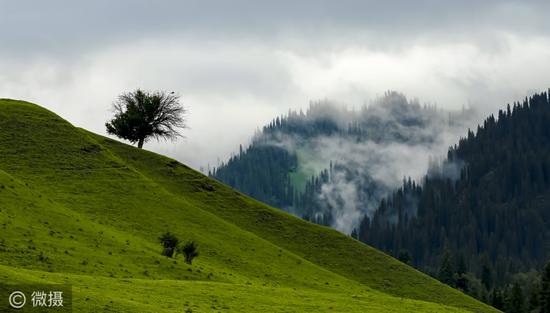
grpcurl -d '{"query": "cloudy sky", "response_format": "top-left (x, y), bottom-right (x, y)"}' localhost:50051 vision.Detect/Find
top-left (1, 0), bottom-right (550, 170)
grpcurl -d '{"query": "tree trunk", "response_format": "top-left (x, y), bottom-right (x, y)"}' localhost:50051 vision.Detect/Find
top-left (137, 137), bottom-right (145, 149)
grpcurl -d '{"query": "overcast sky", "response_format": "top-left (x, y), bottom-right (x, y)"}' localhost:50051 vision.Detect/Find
top-left (1, 1), bottom-right (550, 170)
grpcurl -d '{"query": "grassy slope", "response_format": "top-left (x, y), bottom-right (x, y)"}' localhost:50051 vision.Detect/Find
top-left (0, 99), bottom-right (498, 312)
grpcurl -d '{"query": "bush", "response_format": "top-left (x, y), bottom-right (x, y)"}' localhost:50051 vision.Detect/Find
top-left (159, 232), bottom-right (179, 257)
top-left (179, 241), bottom-right (199, 265)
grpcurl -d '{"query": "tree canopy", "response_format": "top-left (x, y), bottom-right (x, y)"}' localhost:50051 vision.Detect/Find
top-left (105, 89), bottom-right (186, 148)
top-left (179, 241), bottom-right (199, 265)
top-left (159, 232), bottom-right (180, 258)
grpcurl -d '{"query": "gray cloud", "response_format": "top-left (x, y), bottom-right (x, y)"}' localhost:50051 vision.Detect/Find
top-left (1, 1), bottom-right (550, 169)
top-left (3, 1), bottom-right (550, 54)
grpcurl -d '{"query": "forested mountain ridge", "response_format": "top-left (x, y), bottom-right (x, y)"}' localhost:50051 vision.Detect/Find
top-left (212, 92), bottom-right (476, 232)
top-left (358, 91), bottom-right (550, 311)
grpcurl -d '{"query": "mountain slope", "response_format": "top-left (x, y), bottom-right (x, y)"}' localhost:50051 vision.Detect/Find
top-left (358, 92), bottom-right (550, 306)
top-left (0, 99), bottom-right (496, 312)
top-left (212, 92), bottom-right (475, 232)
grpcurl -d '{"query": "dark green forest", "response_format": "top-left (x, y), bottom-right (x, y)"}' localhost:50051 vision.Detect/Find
top-left (211, 143), bottom-right (298, 209)
top-left (358, 92), bottom-right (550, 311)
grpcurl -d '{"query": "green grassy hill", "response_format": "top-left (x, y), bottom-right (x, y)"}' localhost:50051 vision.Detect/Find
top-left (0, 99), bottom-right (498, 312)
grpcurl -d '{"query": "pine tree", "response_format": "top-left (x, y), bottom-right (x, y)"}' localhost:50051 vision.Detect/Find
top-left (541, 260), bottom-right (550, 313)
top-left (481, 256), bottom-right (492, 290)
top-left (397, 250), bottom-right (411, 264)
top-left (490, 289), bottom-right (504, 311)
top-left (350, 228), bottom-right (358, 240)
top-left (530, 287), bottom-right (540, 313)
top-left (438, 250), bottom-right (455, 286)
top-left (456, 253), bottom-right (467, 275)
top-left (509, 282), bottom-right (524, 313)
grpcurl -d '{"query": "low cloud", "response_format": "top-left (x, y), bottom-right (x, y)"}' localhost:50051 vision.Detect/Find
top-left (254, 93), bottom-right (478, 233)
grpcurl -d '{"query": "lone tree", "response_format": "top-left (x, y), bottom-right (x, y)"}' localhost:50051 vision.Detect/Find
top-left (179, 241), bottom-right (199, 265)
top-left (159, 232), bottom-right (179, 257)
top-left (105, 89), bottom-right (186, 149)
